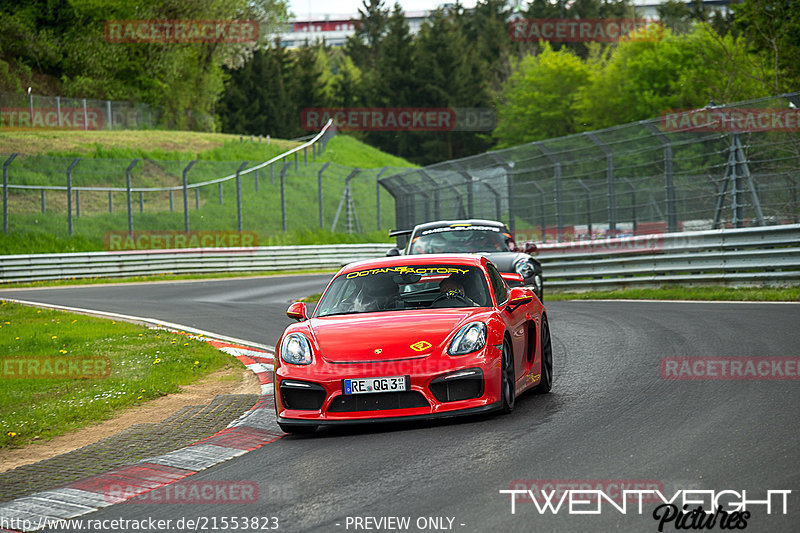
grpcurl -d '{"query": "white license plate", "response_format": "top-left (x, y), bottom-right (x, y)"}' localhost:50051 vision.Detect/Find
top-left (343, 375), bottom-right (409, 395)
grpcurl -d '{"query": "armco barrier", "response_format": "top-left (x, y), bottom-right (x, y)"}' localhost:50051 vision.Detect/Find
top-left (1, 225), bottom-right (798, 287)
top-left (0, 244), bottom-right (392, 283)
top-left (536, 224), bottom-right (800, 290)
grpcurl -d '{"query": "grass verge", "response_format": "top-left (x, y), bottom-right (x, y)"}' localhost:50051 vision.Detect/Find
top-left (546, 286), bottom-right (800, 302)
top-left (0, 301), bottom-right (241, 449)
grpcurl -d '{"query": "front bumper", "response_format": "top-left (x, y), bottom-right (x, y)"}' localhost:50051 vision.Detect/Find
top-left (275, 347), bottom-right (503, 424)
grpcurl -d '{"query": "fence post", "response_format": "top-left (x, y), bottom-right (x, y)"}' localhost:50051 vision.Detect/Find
top-left (182, 160), bottom-right (196, 232)
top-left (280, 161), bottom-right (289, 231)
top-left (254, 169), bottom-right (259, 192)
top-left (454, 164), bottom-right (474, 219)
top-left (218, 182), bottom-right (223, 204)
top-left (2, 153), bottom-right (17, 233)
top-left (139, 191), bottom-right (143, 213)
top-left (644, 122), bottom-right (677, 232)
top-left (313, 143), bottom-right (317, 162)
top-left (304, 146), bottom-right (307, 166)
top-left (169, 190), bottom-right (173, 212)
top-left (82, 99), bottom-right (88, 131)
top-left (576, 179), bottom-right (592, 236)
top-left (536, 142), bottom-right (563, 241)
top-left (621, 178), bottom-right (637, 233)
top-left (76, 190), bottom-right (81, 217)
top-left (56, 96), bottom-right (62, 127)
top-left (375, 166), bottom-right (389, 231)
top-left (586, 132), bottom-right (616, 234)
top-left (236, 161), bottom-right (248, 232)
top-left (107, 100), bottom-right (112, 130)
top-left (491, 154), bottom-right (515, 235)
top-left (108, 191), bottom-right (113, 213)
top-left (529, 181), bottom-right (547, 238)
top-left (270, 164), bottom-right (274, 185)
top-left (195, 189), bottom-right (199, 209)
top-left (125, 159), bottom-right (138, 236)
top-left (66, 158), bottom-right (80, 236)
top-left (318, 162), bottom-right (331, 228)
top-left (418, 170), bottom-right (441, 220)
top-left (294, 152), bottom-right (298, 171)
top-left (41, 189), bottom-right (46, 214)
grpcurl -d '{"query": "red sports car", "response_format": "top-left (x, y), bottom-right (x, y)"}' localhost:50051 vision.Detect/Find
top-left (275, 254), bottom-right (553, 434)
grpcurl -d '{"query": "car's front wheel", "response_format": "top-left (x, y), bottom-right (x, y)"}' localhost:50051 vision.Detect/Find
top-left (500, 338), bottom-right (515, 414)
top-left (278, 423), bottom-right (317, 435)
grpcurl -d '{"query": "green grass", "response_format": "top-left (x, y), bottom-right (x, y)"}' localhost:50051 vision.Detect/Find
top-left (0, 300), bottom-right (241, 448)
top-left (546, 286), bottom-right (800, 302)
top-left (1, 133), bottom-right (414, 255)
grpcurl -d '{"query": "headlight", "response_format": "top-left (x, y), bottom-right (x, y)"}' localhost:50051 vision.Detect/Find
top-left (515, 259), bottom-right (535, 278)
top-left (281, 333), bottom-right (313, 365)
top-left (448, 322), bottom-right (487, 356)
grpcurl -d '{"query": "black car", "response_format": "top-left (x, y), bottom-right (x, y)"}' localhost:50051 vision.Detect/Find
top-left (388, 219), bottom-right (544, 300)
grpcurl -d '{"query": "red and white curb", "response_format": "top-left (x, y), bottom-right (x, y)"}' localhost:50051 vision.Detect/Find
top-left (0, 300), bottom-right (285, 532)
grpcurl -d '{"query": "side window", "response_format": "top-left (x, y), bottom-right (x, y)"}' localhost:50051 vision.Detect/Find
top-left (486, 263), bottom-right (508, 305)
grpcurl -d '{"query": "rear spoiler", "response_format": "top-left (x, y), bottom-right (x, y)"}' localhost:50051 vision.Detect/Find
top-left (389, 229), bottom-right (413, 238)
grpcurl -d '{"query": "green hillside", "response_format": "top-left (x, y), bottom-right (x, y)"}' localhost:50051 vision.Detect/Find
top-left (0, 132), bottom-right (416, 254)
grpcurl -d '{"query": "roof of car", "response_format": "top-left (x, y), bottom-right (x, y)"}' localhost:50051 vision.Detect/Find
top-left (411, 219), bottom-right (508, 233)
top-left (338, 253), bottom-right (488, 276)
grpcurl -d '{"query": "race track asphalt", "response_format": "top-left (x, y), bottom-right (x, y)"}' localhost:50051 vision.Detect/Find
top-left (2, 276), bottom-right (798, 533)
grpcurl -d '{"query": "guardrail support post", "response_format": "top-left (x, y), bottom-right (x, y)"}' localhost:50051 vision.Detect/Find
top-left (67, 158), bottom-right (80, 236)
top-left (218, 182), bottom-right (223, 204)
top-left (168, 190), bottom-right (173, 212)
top-left (318, 162), bottom-right (330, 228)
top-left (41, 189), bottom-right (46, 214)
top-left (108, 191), bottom-right (113, 213)
top-left (280, 161), bottom-right (289, 231)
top-left (376, 166), bottom-right (389, 231)
top-left (236, 161), bottom-right (248, 232)
top-left (125, 158), bottom-right (138, 236)
top-left (3, 153), bottom-right (17, 234)
top-left (182, 160), bottom-right (195, 232)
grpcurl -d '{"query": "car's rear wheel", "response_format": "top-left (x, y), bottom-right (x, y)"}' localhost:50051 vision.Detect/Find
top-left (532, 316), bottom-right (553, 394)
top-left (278, 423), bottom-right (317, 435)
top-left (500, 338), bottom-right (515, 414)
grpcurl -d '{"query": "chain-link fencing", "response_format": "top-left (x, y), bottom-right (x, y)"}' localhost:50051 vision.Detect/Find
top-left (380, 93), bottom-right (800, 243)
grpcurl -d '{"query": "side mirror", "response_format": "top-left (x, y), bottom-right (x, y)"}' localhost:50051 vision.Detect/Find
top-left (524, 242), bottom-right (538, 254)
top-left (286, 301), bottom-right (308, 321)
top-left (505, 287), bottom-right (534, 313)
top-left (386, 247), bottom-right (401, 257)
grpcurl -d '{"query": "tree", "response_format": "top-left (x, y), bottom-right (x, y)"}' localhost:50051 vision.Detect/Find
top-left (733, 0), bottom-right (800, 94)
top-left (493, 43), bottom-right (593, 148)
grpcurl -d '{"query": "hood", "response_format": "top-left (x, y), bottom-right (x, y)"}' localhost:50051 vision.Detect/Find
top-left (308, 309), bottom-right (482, 363)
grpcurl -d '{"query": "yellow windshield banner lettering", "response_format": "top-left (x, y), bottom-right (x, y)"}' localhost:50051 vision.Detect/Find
top-left (345, 267), bottom-right (469, 279)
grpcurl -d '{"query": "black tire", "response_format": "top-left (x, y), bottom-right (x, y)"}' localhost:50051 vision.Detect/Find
top-left (500, 338), bottom-right (515, 414)
top-left (532, 316), bottom-right (553, 394)
top-left (278, 423), bottom-right (317, 435)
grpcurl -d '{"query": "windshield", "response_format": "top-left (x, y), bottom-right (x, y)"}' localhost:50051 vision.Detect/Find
top-left (314, 265), bottom-right (491, 317)
top-left (408, 227), bottom-right (512, 254)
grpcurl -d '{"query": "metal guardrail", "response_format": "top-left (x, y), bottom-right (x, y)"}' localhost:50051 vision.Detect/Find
top-left (536, 224), bottom-right (800, 290)
top-left (0, 244), bottom-right (391, 283)
top-left (1, 225), bottom-right (798, 288)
